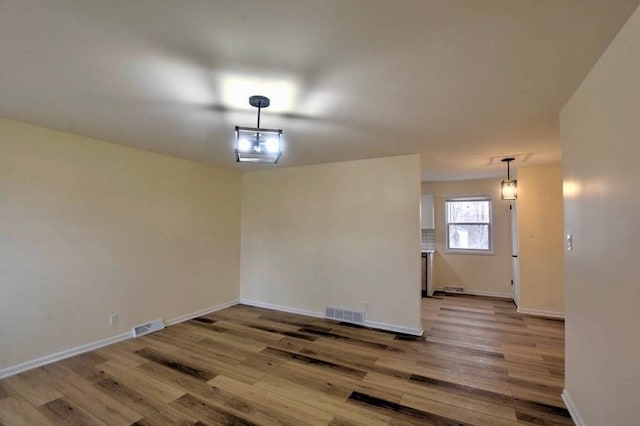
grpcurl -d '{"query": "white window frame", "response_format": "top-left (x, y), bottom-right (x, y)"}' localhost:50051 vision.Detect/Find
top-left (444, 195), bottom-right (495, 255)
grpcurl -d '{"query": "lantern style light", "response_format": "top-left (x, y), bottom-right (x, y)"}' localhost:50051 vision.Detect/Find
top-left (235, 95), bottom-right (283, 163)
top-left (501, 157), bottom-right (517, 200)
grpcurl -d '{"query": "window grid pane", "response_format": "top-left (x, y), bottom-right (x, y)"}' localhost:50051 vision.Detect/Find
top-left (448, 224), bottom-right (490, 250)
top-left (446, 200), bottom-right (491, 224)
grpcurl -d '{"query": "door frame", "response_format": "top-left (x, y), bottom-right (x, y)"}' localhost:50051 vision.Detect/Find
top-left (510, 202), bottom-right (520, 306)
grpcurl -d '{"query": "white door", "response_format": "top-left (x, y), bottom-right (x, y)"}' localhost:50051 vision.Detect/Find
top-left (510, 202), bottom-right (520, 306)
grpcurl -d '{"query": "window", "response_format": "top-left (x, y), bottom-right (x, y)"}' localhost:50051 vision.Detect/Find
top-left (445, 196), bottom-right (492, 253)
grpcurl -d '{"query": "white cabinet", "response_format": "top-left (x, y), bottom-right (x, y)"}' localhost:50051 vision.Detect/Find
top-left (421, 194), bottom-right (434, 229)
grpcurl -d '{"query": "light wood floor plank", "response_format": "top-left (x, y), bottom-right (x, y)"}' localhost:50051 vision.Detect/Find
top-left (209, 375), bottom-right (333, 426)
top-left (0, 396), bottom-right (55, 425)
top-left (400, 392), bottom-right (519, 426)
top-left (51, 374), bottom-right (143, 426)
top-left (94, 377), bottom-right (196, 425)
top-left (254, 375), bottom-right (391, 426)
top-left (2, 375), bottom-right (62, 407)
top-left (95, 360), bottom-right (186, 403)
top-left (363, 371), bottom-right (518, 422)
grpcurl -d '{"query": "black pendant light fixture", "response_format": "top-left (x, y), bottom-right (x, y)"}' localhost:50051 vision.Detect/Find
top-left (501, 157), bottom-right (517, 200)
top-left (235, 95), bottom-right (283, 163)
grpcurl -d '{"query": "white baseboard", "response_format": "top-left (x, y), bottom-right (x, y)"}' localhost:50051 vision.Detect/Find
top-left (462, 290), bottom-right (513, 299)
top-left (240, 299), bottom-right (326, 320)
top-left (363, 320), bottom-right (423, 336)
top-left (517, 307), bottom-right (565, 319)
top-left (434, 288), bottom-right (513, 299)
top-left (0, 299), bottom-right (240, 380)
top-left (0, 331), bottom-right (131, 380)
top-left (562, 389), bottom-right (585, 426)
top-left (164, 299), bottom-right (239, 326)
top-left (240, 299), bottom-right (423, 336)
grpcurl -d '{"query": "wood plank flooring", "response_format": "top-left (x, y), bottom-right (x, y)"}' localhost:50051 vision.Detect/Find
top-left (0, 293), bottom-right (572, 425)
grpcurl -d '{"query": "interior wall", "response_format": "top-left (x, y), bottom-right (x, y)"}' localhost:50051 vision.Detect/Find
top-left (241, 155), bottom-right (422, 333)
top-left (560, 4), bottom-right (640, 424)
top-left (0, 119), bottom-right (241, 371)
top-left (516, 165), bottom-right (564, 315)
top-left (422, 179), bottom-right (512, 297)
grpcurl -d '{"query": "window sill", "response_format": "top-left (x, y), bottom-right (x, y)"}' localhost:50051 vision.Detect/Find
top-left (443, 249), bottom-right (495, 256)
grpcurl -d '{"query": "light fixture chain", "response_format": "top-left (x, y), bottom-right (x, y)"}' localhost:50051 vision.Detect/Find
top-left (257, 104), bottom-right (261, 128)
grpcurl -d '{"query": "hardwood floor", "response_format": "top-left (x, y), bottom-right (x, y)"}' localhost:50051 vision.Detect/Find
top-left (0, 294), bottom-right (572, 425)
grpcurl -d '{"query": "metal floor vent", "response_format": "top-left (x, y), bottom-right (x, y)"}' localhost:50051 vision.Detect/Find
top-left (445, 286), bottom-right (465, 294)
top-left (132, 319), bottom-right (165, 338)
top-left (325, 307), bottom-right (365, 324)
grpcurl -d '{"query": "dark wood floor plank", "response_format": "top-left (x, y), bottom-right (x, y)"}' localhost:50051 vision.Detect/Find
top-left (38, 397), bottom-right (107, 426)
top-left (261, 347), bottom-right (368, 379)
top-left (135, 347), bottom-right (217, 382)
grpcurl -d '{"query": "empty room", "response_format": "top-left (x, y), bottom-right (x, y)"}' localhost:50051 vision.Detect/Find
top-left (1, 1), bottom-right (639, 425)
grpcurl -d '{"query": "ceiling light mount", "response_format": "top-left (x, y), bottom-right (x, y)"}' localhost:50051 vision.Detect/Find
top-left (501, 157), bottom-right (517, 200)
top-left (235, 95), bottom-right (283, 164)
top-left (248, 95), bottom-right (270, 109)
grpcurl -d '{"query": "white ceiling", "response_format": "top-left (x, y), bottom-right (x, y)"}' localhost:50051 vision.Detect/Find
top-left (1, 1), bottom-right (638, 181)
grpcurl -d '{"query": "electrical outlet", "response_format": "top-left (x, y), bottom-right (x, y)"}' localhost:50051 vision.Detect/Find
top-left (364, 302), bottom-right (370, 312)
top-left (109, 313), bottom-right (119, 326)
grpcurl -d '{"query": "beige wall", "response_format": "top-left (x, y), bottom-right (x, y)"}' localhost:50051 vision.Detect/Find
top-left (241, 155), bottom-right (422, 333)
top-left (516, 165), bottom-right (564, 315)
top-left (560, 4), bottom-right (640, 424)
top-left (422, 179), bottom-right (512, 297)
top-left (0, 119), bottom-right (241, 371)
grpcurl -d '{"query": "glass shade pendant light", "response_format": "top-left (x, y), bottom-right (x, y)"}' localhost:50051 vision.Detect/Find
top-left (235, 95), bottom-right (283, 163)
top-left (501, 157), bottom-right (517, 200)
